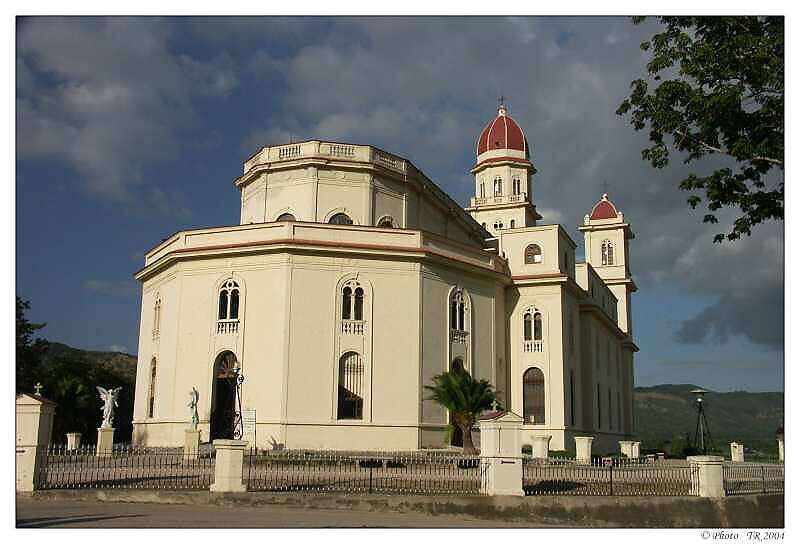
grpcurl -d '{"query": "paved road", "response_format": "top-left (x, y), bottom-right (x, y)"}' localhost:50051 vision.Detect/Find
top-left (16, 497), bottom-right (554, 528)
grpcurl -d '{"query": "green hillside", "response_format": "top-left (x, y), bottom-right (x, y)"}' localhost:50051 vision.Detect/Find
top-left (26, 342), bottom-right (138, 444)
top-left (634, 384), bottom-right (784, 458)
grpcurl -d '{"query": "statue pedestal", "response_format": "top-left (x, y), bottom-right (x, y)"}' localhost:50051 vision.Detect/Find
top-left (96, 427), bottom-right (115, 456)
top-left (184, 429), bottom-right (201, 459)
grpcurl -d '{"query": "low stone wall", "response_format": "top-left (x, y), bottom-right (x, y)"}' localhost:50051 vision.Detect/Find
top-left (26, 490), bottom-right (783, 528)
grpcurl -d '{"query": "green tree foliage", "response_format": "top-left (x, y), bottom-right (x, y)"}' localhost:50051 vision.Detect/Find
top-left (16, 296), bottom-right (47, 393)
top-left (617, 17), bottom-right (783, 242)
top-left (424, 367), bottom-right (497, 454)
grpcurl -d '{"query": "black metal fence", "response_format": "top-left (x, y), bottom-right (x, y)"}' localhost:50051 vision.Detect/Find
top-left (522, 456), bottom-right (698, 496)
top-left (35, 445), bottom-right (215, 490)
top-left (723, 462), bottom-right (784, 495)
top-left (245, 449), bottom-right (484, 495)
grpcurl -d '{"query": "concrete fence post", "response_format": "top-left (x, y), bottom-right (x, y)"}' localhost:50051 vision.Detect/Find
top-left (66, 433), bottom-right (81, 450)
top-left (730, 442), bottom-right (744, 463)
top-left (210, 439), bottom-right (248, 493)
top-left (777, 437), bottom-right (784, 463)
top-left (631, 441), bottom-right (641, 458)
top-left (619, 440), bottom-right (634, 458)
top-left (15, 393), bottom-right (56, 492)
top-left (687, 455), bottom-right (725, 497)
top-left (574, 436), bottom-right (594, 464)
top-left (531, 435), bottom-right (551, 459)
top-left (478, 411), bottom-right (524, 496)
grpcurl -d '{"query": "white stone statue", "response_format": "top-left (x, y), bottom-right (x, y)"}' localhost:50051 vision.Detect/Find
top-left (188, 387), bottom-right (199, 430)
top-left (96, 386), bottom-right (122, 429)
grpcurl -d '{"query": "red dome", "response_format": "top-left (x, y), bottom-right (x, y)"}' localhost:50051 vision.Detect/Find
top-left (589, 194), bottom-right (619, 220)
top-left (476, 105), bottom-right (528, 157)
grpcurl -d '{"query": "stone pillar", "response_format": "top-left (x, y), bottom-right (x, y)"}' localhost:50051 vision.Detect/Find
top-left (777, 437), bottom-right (784, 463)
top-left (96, 428), bottom-right (115, 456)
top-left (478, 411), bottom-right (524, 496)
top-left (184, 429), bottom-right (201, 459)
top-left (619, 440), bottom-right (634, 458)
top-left (730, 442), bottom-right (744, 463)
top-left (15, 394), bottom-right (56, 492)
top-left (574, 436), bottom-right (594, 465)
top-left (210, 439), bottom-right (248, 493)
top-left (531, 435), bottom-right (551, 459)
top-left (631, 441), bottom-right (641, 458)
top-left (687, 455), bottom-right (725, 498)
top-left (66, 433), bottom-right (81, 450)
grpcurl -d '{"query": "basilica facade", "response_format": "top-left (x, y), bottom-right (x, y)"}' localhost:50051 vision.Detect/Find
top-left (132, 103), bottom-right (638, 453)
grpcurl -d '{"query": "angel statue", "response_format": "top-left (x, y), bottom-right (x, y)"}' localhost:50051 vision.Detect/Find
top-left (96, 386), bottom-right (122, 429)
top-left (188, 387), bottom-right (199, 430)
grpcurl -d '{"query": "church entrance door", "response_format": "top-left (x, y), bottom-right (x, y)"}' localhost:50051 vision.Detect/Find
top-left (210, 351), bottom-right (238, 441)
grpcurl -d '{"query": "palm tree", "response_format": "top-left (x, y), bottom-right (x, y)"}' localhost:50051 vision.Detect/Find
top-left (424, 367), bottom-right (497, 454)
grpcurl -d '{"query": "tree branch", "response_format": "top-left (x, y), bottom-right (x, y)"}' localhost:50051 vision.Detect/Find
top-left (674, 128), bottom-right (783, 166)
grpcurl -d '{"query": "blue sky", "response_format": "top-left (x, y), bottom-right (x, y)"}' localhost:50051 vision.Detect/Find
top-left (16, 16), bottom-right (784, 392)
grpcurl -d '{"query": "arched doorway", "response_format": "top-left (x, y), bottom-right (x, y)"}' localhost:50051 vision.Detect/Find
top-left (210, 351), bottom-right (238, 440)
top-left (450, 358), bottom-right (465, 447)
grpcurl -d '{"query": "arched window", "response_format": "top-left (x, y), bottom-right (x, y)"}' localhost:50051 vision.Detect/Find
top-left (523, 367), bottom-right (545, 424)
top-left (218, 280), bottom-right (240, 320)
top-left (512, 176), bottom-right (521, 195)
top-left (601, 240), bottom-right (615, 265)
top-left (534, 312), bottom-right (542, 341)
top-left (493, 176), bottom-right (503, 196)
top-left (377, 216), bottom-right (395, 228)
top-left (523, 309), bottom-right (543, 352)
top-left (510, 219), bottom-right (516, 229)
top-left (523, 313), bottom-right (532, 341)
top-left (276, 213), bottom-right (296, 222)
top-left (449, 288), bottom-right (467, 332)
top-left (341, 280), bottom-right (365, 323)
top-left (479, 179), bottom-right (485, 198)
top-left (337, 351), bottom-right (364, 419)
top-left (329, 212), bottom-right (353, 225)
top-left (525, 244), bottom-right (543, 264)
top-left (493, 220), bottom-right (504, 230)
top-left (148, 357), bottom-right (157, 418)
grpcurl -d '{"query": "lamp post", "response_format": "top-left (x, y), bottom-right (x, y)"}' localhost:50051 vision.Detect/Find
top-left (691, 388), bottom-right (714, 454)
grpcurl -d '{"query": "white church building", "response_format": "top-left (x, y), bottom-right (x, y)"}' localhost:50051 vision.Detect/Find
top-left (132, 102), bottom-right (638, 453)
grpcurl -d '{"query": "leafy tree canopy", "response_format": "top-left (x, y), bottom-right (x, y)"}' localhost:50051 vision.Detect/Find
top-left (617, 16), bottom-right (783, 243)
top-left (16, 296), bottom-right (47, 393)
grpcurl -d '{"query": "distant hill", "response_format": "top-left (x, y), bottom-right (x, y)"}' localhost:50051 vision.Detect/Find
top-left (635, 384), bottom-right (784, 457)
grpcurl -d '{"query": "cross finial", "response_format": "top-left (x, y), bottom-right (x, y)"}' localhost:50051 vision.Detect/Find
top-left (33, 382), bottom-right (43, 396)
top-left (492, 399), bottom-right (499, 411)
top-left (498, 95), bottom-right (506, 115)
top-left (602, 179), bottom-right (609, 196)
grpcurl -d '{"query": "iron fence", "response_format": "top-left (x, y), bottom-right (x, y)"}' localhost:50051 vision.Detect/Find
top-left (522, 456), bottom-right (698, 496)
top-left (246, 449), bottom-right (484, 495)
top-left (723, 462), bottom-right (784, 495)
top-left (35, 444), bottom-right (215, 490)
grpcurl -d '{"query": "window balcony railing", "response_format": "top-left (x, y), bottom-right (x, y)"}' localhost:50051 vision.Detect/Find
top-left (152, 329), bottom-right (159, 340)
top-left (470, 193), bottom-right (527, 207)
top-left (523, 340), bottom-right (543, 353)
top-left (450, 329), bottom-right (469, 344)
top-left (341, 320), bottom-right (366, 335)
top-left (217, 319), bottom-right (240, 334)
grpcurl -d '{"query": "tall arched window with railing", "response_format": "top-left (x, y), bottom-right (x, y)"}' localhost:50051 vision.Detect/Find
top-left (449, 288), bottom-right (468, 343)
top-left (217, 280), bottom-right (241, 334)
top-left (341, 280), bottom-right (366, 334)
top-left (525, 244), bottom-right (543, 264)
top-left (601, 240), bottom-right (615, 266)
top-left (337, 351), bottom-right (364, 419)
top-left (523, 309), bottom-right (543, 352)
top-left (493, 176), bottom-right (503, 196)
top-left (147, 357), bottom-right (157, 418)
top-left (523, 367), bottom-right (545, 424)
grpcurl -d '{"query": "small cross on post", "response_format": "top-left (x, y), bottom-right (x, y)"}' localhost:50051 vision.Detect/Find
top-left (602, 179), bottom-right (609, 196)
top-left (33, 382), bottom-right (43, 396)
top-left (492, 399), bottom-right (499, 411)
